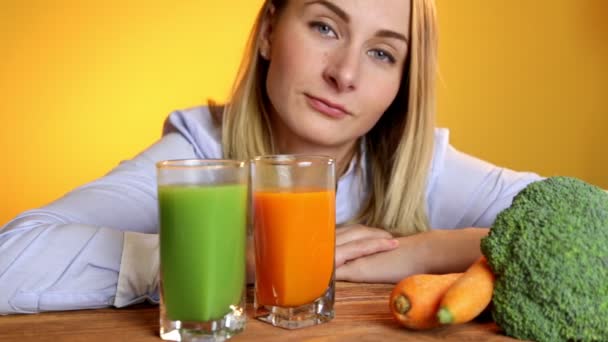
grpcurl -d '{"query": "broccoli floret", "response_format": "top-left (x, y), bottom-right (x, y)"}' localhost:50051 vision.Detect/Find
top-left (481, 176), bottom-right (608, 342)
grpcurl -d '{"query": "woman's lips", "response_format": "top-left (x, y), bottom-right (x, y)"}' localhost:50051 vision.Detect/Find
top-left (305, 94), bottom-right (350, 119)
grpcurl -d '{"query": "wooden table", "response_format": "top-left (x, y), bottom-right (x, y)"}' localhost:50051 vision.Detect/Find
top-left (1, 282), bottom-right (518, 341)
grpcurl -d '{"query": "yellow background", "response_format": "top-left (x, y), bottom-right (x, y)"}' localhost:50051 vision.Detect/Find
top-left (1, 0), bottom-right (607, 225)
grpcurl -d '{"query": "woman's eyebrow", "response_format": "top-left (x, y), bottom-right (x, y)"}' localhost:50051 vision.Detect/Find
top-left (304, 1), bottom-right (408, 45)
top-left (376, 29), bottom-right (409, 44)
top-left (304, 0), bottom-right (350, 23)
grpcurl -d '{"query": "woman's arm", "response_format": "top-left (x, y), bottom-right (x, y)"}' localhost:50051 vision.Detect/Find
top-left (336, 227), bottom-right (489, 283)
top-left (334, 137), bottom-right (543, 283)
top-left (0, 132), bottom-right (197, 314)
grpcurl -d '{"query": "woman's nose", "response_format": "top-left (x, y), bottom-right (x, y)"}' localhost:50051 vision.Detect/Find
top-left (322, 48), bottom-right (360, 92)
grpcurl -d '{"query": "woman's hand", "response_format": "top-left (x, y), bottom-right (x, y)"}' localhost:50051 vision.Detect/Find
top-left (336, 228), bottom-right (489, 283)
top-left (336, 235), bottom-right (420, 283)
top-left (335, 224), bottom-right (399, 267)
top-left (336, 231), bottom-right (422, 283)
top-left (247, 224), bottom-right (400, 284)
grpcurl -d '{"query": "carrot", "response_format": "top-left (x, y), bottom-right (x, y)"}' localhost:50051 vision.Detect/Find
top-left (389, 273), bottom-right (462, 330)
top-left (437, 256), bottom-right (495, 325)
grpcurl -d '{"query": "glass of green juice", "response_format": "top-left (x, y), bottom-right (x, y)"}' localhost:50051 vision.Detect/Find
top-left (157, 159), bottom-right (248, 341)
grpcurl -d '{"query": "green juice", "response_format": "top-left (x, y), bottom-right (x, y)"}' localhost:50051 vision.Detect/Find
top-left (159, 184), bottom-right (247, 322)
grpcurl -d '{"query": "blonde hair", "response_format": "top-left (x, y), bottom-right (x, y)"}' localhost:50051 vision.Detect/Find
top-left (221, 0), bottom-right (438, 236)
top-left (220, 1), bottom-right (280, 160)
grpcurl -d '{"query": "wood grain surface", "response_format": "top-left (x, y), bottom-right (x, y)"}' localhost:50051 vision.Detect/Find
top-left (0, 282), bottom-right (520, 341)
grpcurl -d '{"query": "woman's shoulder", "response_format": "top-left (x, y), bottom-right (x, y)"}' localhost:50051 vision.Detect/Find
top-left (429, 127), bottom-right (539, 181)
top-left (161, 105), bottom-right (223, 159)
top-left (428, 127), bottom-right (539, 189)
top-left (427, 127), bottom-right (450, 191)
top-left (426, 127), bottom-right (542, 228)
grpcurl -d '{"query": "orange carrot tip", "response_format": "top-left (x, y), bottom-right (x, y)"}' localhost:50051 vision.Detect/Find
top-left (436, 257), bottom-right (495, 325)
top-left (393, 295), bottom-right (411, 315)
top-left (389, 273), bottom-right (462, 330)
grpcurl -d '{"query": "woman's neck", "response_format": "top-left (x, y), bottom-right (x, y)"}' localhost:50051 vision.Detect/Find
top-left (274, 135), bottom-right (357, 179)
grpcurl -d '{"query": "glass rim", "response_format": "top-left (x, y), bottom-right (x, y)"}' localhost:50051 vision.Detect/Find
top-left (252, 154), bottom-right (335, 166)
top-left (156, 159), bottom-right (247, 169)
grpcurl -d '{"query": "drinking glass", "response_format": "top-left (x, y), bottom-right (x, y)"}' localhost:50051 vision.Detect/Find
top-left (251, 155), bottom-right (336, 329)
top-left (157, 159), bottom-right (248, 341)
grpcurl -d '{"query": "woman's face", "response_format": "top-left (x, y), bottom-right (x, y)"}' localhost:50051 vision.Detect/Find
top-left (262, 0), bottom-right (410, 152)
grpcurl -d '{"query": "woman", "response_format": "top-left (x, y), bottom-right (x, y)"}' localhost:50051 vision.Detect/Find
top-left (0, 0), bottom-right (540, 314)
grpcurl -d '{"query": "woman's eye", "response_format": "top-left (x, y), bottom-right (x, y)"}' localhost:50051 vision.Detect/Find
top-left (310, 21), bottom-right (338, 38)
top-left (368, 49), bottom-right (396, 64)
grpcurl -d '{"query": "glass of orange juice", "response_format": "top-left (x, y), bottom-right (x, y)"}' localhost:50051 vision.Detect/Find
top-left (251, 155), bottom-right (336, 329)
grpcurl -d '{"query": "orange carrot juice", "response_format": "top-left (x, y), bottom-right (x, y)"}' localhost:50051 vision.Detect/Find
top-left (254, 189), bottom-right (335, 307)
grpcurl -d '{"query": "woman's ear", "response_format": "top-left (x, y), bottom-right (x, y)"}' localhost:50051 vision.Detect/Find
top-left (259, 3), bottom-right (276, 60)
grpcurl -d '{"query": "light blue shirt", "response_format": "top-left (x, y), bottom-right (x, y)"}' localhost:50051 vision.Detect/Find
top-left (0, 106), bottom-right (541, 314)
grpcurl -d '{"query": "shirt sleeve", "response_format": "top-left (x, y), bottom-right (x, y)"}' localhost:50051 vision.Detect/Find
top-left (427, 144), bottom-right (544, 229)
top-left (0, 132), bottom-right (196, 314)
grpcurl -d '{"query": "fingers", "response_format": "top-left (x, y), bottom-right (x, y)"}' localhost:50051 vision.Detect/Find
top-left (336, 224), bottom-right (393, 246)
top-left (336, 258), bottom-right (366, 282)
top-left (335, 238), bottom-right (399, 267)
top-left (336, 258), bottom-right (395, 283)
top-left (336, 250), bottom-right (406, 284)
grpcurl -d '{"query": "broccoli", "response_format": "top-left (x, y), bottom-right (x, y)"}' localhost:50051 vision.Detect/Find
top-left (480, 176), bottom-right (608, 342)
